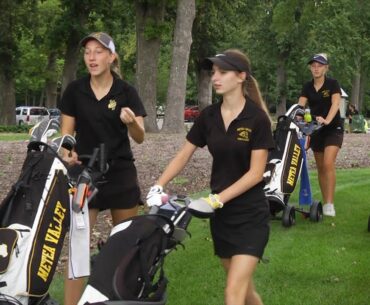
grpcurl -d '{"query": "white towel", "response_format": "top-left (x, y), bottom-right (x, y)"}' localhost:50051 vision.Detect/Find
top-left (68, 195), bottom-right (90, 279)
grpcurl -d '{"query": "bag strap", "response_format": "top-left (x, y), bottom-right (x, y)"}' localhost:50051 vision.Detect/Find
top-left (138, 226), bottom-right (168, 300)
top-left (0, 151), bottom-right (44, 227)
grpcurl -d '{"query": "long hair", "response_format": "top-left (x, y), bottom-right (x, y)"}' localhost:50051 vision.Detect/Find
top-left (111, 52), bottom-right (122, 79)
top-left (224, 49), bottom-right (271, 121)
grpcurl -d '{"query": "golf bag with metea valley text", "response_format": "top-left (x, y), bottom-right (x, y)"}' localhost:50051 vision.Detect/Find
top-left (0, 141), bottom-right (70, 305)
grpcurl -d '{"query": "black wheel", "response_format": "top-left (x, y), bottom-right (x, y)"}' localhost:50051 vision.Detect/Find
top-left (282, 205), bottom-right (295, 227)
top-left (309, 200), bottom-right (323, 222)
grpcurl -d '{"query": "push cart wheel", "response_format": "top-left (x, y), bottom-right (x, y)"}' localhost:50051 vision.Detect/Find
top-left (282, 205), bottom-right (295, 227)
top-left (309, 200), bottom-right (323, 222)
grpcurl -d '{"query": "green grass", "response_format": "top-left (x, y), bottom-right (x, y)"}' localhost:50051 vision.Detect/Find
top-left (0, 133), bottom-right (29, 141)
top-left (49, 168), bottom-right (370, 305)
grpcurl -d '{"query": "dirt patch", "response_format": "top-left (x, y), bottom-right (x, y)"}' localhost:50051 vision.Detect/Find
top-left (1, 132), bottom-right (369, 272)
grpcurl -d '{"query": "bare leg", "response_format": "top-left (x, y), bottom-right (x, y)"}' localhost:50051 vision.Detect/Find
top-left (221, 255), bottom-right (262, 305)
top-left (314, 146), bottom-right (340, 204)
top-left (111, 205), bottom-right (139, 226)
top-left (64, 209), bottom-right (99, 305)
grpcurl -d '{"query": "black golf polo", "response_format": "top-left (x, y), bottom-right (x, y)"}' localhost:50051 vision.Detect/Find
top-left (187, 98), bottom-right (274, 200)
top-left (300, 76), bottom-right (342, 130)
top-left (59, 75), bottom-right (146, 161)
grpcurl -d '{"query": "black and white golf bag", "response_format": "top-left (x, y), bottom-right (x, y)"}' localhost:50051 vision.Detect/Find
top-left (0, 141), bottom-right (70, 305)
top-left (263, 105), bottom-right (305, 214)
top-left (78, 197), bottom-right (192, 305)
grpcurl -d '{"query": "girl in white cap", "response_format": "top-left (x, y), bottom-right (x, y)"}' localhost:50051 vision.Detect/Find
top-left (59, 32), bottom-right (146, 305)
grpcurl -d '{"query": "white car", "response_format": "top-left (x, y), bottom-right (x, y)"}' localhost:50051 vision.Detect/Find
top-left (15, 106), bottom-right (50, 125)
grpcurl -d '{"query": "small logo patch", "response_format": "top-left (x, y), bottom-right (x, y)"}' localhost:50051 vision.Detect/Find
top-left (322, 89), bottom-right (330, 98)
top-left (108, 99), bottom-right (117, 111)
top-left (236, 127), bottom-right (251, 142)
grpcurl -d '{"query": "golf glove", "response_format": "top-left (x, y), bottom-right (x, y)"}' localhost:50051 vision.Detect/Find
top-left (199, 194), bottom-right (223, 209)
top-left (146, 185), bottom-right (165, 207)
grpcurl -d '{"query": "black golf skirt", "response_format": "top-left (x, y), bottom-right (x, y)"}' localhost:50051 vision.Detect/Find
top-left (70, 159), bottom-right (142, 211)
top-left (210, 197), bottom-right (270, 259)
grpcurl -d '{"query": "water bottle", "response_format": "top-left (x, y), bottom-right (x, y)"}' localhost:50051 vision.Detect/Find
top-left (304, 108), bottom-right (312, 123)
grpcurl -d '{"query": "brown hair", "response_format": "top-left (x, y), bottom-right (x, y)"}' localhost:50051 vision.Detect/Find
top-left (224, 49), bottom-right (271, 121)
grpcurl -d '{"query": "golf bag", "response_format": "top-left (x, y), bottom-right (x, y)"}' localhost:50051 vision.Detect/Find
top-left (263, 114), bottom-right (304, 214)
top-left (78, 196), bottom-right (192, 305)
top-left (263, 104), bottom-right (323, 227)
top-left (0, 141), bottom-right (70, 305)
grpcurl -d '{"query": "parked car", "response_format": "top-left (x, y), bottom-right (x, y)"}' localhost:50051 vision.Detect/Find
top-left (48, 108), bottom-right (61, 122)
top-left (184, 106), bottom-right (200, 122)
top-left (15, 106), bottom-right (50, 125)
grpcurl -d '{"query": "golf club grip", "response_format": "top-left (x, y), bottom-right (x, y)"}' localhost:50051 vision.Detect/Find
top-left (88, 148), bottom-right (99, 168)
top-left (149, 205), bottom-right (160, 215)
top-left (99, 143), bottom-right (107, 172)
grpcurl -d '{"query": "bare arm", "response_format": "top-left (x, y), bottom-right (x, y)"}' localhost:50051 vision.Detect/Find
top-left (218, 149), bottom-right (268, 204)
top-left (156, 140), bottom-right (198, 187)
top-left (60, 114), bottom-right (80, 164)
top-left (318, 93), bottom-right (341, 125)
top-left (120, 107), bottom-right (145, 144)
top-left (298, 96), bottom-right (308, 107)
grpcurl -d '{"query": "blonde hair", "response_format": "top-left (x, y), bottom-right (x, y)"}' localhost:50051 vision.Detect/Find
top-left (111, 52), bottom-right (122, 79)
top-left (224, 49), bottom-right (271, 121)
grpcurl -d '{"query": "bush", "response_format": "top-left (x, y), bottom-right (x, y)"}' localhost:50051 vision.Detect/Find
top-left (0, 125), bottom-right (30, 133)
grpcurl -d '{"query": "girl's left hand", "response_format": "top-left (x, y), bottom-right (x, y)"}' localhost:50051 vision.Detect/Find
top-left (120, 107), bottom-right (136, 125)
top-left (316, 116), bottom-right (327, 125)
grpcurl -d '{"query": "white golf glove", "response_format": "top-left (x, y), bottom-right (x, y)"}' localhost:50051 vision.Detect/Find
top-left (146, 185), bottom-right (165, 207)
top-left (199, 194), bottom-right (223, 209)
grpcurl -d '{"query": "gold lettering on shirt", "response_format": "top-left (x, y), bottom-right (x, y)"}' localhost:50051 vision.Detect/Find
top-left (236, 127), bottom-right (251, 142)
top-left (322, 90), bottom-right (330, 98)
top-left (108, 99), bottom-right (117, 111)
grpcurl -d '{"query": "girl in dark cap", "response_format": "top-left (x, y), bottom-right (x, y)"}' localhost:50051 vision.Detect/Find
top-left (58, 32), bottom-right (146, 305)
top-left (147, 49), bottom-right (274, 305)
top-left (298, 53), bottom-right (343, 217)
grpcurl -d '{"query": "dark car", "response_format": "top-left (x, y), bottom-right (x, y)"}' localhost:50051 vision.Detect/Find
top-left (48, 108), bottom-right (61, 122)
top-left (184, 106), bottom-right (200, 122)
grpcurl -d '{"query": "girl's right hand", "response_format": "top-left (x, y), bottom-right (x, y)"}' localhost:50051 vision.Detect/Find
top-left (62, 150), bottom-right (81, 166)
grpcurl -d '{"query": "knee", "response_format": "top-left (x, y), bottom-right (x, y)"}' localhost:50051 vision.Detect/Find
top-left (224, 281), bottom-right (248, 304)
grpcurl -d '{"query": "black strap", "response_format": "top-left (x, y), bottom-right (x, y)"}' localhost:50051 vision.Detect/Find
top-left (0, 152), bottom-right (44, 227)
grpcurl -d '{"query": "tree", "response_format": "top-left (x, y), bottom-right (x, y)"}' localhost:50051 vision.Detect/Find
top-left (135, 0), bottom-right (166, 133)
top-left (161, 0), bottom-right (196, 133)
top-left (0, 0), bottom-right (38, 125)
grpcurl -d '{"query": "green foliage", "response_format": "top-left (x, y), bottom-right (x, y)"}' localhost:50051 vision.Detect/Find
top-left (0, 125), bottom-right (30, 133)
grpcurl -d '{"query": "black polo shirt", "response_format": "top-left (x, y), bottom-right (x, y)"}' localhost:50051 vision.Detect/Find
top-left (58, 75), bottom-right (146, 160)
top-left (300, 77), bottom-right (342, 130)
top-left (187, 99), bottom-right (274, 198)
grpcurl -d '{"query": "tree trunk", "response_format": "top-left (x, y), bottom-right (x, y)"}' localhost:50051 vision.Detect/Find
top-left (45, 52), bottom-right (59, 108)
top-left (135, 0), bottom-right (166, 133)
top-left (0, 72), bottom-right (16, 125)
top-left (275, 54), bottom-right (287, 117)
top-left (197, 69), bottom-right (212, 110)
top-left (61, 39), bottom-right (81, 96)
top-left (350, 56), bottom-right (361, 110)
top-left (162, 0), bottom-right (196, 133)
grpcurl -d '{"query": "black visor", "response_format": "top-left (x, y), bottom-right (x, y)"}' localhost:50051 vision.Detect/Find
top-left (202, 53), bottom-right (250, 73)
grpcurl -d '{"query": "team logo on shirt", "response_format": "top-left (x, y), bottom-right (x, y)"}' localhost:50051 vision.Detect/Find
top-left (236, 127), bottom-right (251, 142)
top-left (108, 99), bottom-right (117, 111)
top-left (322, 89), bottom-right (330, 98)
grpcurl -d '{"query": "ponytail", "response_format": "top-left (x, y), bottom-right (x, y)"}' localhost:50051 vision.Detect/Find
top-left (244, 75), bottom-right (272, 123)
top-left (111, 52), bottom-right (122, 79)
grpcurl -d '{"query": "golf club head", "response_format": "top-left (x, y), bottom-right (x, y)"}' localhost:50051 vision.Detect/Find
top-left (50, 134), bottom-right (76, 153)
top-left (30, 118), bottom-right (60, 143)
top-left (188, 198), bottom-right (215, 218)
